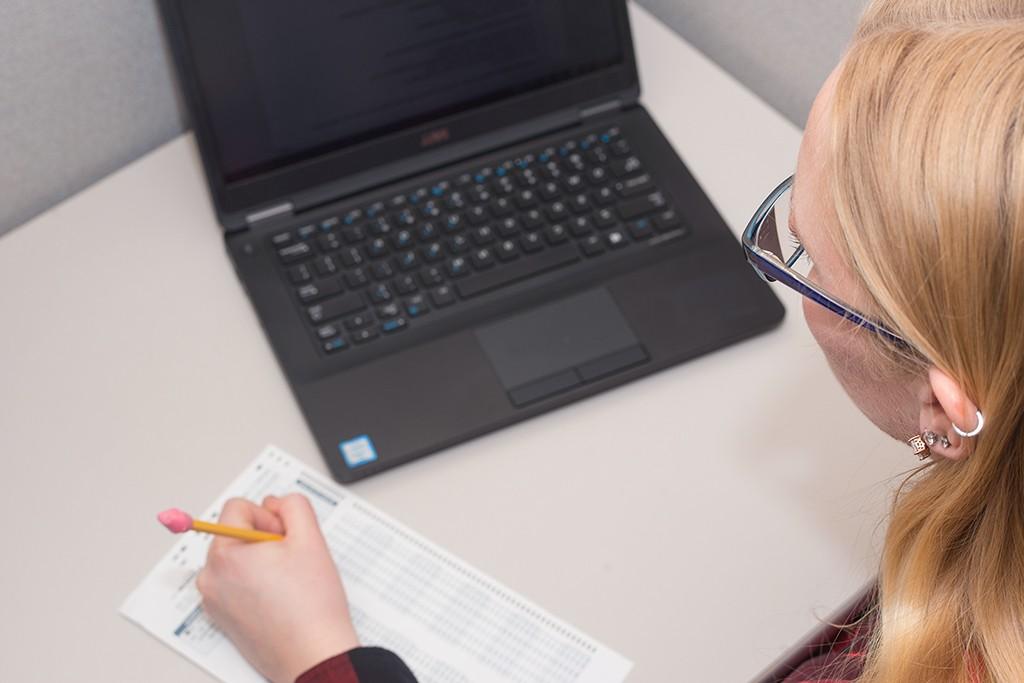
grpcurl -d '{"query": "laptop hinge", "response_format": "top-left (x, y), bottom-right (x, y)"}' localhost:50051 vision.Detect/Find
top-left (245, 201), bottom-right (295, 227)
top-left (579, 98), bottom-right (624, 120)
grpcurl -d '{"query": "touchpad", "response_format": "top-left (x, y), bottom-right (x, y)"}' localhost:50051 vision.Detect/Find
top-left (476, 288), bottom-right (649, 407)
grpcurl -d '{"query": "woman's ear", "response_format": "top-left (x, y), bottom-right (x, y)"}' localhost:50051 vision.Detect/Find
top-left (917, 367), bottom-right (980, 461)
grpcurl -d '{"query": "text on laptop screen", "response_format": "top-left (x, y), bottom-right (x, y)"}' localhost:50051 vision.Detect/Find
top-left (179, 1), bottom-right (625, 182)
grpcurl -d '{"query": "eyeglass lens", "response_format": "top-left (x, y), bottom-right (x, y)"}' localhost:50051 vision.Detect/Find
top-left (756, 185), bottom-right (812, 277)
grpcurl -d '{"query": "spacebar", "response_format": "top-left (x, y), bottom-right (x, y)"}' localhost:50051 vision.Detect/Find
top-left (456, 244), bottom-right (580, 299)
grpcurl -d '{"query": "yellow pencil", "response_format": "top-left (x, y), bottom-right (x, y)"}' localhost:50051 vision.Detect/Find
top-left (158, 508), bottom-right (283, 542)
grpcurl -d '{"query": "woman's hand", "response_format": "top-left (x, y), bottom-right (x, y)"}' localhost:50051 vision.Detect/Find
top-left (196, 493), bottom-right (360, 683)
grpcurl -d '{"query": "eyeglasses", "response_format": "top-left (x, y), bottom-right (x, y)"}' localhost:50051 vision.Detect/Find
top-left (742, 175), bottom-right (906, 346)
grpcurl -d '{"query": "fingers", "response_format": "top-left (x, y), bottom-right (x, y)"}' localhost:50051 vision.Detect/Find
top-left (219, 497), bottom-right (287, 534)
top-left (273, 494), bottom-right (322, 543)
top-left (210, 497), bottom-right (286, 552)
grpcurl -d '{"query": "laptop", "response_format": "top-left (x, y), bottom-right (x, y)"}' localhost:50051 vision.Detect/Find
top-left (158, 0), bottom-right (784, 483)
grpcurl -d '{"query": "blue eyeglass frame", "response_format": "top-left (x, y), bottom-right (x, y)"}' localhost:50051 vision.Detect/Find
top-left (741, 175), bottom-right (907, 347)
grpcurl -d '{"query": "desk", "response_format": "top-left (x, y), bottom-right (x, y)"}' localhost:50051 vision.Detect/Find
top-left (0, 5), bottom-right (907, 681)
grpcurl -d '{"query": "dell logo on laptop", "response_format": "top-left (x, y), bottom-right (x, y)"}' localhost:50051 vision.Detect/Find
top-left (420, 127), bottom-right (451, 148)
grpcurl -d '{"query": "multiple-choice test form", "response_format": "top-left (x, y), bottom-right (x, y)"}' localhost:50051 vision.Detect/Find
top-left (121, 446), bottom-right (632, 683)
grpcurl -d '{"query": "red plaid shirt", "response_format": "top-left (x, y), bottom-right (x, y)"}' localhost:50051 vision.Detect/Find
top-left (779, 622), bottom-right (869, 683)
top-left (299, 608), bottom-right (873, 683)
top-left (296, 647), bottom-right (417, 683)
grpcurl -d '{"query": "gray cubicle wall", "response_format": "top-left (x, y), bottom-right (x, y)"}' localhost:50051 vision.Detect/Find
top-left (0, 0), bottom-right (866, 239)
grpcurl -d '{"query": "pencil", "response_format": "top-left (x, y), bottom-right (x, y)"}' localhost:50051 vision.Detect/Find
top-left (158, 507), bottom-right (283, 542)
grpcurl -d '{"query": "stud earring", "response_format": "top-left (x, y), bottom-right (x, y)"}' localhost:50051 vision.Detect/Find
top-left (952, 410), bottom-right (985, 438)
top-left (908, 434), bottom-right (930, 460)
top-left (923, 431), bottom-right (938, 447)
top-left (940, 435), bottom-right (952, 448)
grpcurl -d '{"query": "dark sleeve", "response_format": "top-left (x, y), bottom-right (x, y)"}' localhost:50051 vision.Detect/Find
top-left (296, 647), bottom-right (418, 683)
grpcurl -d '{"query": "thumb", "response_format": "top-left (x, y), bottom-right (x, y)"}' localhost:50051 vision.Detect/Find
top-left (274, 493), bottom-right (323, 543)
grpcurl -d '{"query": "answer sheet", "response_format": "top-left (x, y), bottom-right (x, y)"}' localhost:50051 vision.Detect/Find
top-left (121, 446), bottom-right (632, 683)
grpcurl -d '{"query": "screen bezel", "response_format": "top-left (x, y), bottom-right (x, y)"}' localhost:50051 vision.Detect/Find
top-left (158, 1), bottom-right (638, 230)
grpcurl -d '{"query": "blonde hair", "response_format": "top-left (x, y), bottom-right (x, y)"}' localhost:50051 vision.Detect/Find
top-left (825, 2), bottom-right (1024, 681)
top-left (856, 0), bottom-right (1024, 38)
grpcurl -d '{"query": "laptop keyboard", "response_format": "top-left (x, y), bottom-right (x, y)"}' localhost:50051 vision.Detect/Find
top-left (268, 126), bottom-right (689, 356)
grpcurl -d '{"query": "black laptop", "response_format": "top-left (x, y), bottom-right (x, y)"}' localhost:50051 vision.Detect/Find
top-left (159, 0), bottom-right (784, 483)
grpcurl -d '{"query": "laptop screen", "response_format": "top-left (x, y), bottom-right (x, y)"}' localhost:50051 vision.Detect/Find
top-left (178, 1), bottom-right (626, 183)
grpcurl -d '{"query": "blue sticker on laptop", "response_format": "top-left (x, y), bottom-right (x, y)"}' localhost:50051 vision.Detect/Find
top-left (339, 435), bottom-right (378, 468)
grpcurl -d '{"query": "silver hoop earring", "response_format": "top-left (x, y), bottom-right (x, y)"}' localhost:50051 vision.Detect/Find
top-left (952, 410), bottom-right (985, 438)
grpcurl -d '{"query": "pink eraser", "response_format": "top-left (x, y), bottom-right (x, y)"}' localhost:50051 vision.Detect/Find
top-left (157, 508), bottom-right (194, 534)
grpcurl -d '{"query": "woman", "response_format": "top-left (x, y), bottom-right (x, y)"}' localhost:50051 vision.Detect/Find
top-left (196, 1), bottom-right (1024, 681)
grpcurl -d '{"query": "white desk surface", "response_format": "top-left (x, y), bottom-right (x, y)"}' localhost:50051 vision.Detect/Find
top-left (0, 5), bottom-right (908, 681)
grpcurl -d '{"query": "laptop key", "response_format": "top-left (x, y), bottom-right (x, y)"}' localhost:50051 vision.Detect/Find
top-left (496, 240), bottom-right (519, 262)
top-left (628, 218), bottom-right (655, 241)
top-left (490, 197), bottom-right (515, 217)
top-left (317, 324), bottom-right (340, 340)
top-left (421, 243), bottom-right (444, 263)
top-left (342, 225), bottom-right (366, 244)
top-left (278, 242), bottom-right (312, 264)
top-left (391, 230), bottom-right (414, 250)
top-left (606, 229), bottom-right (629, 249)
top-left (545, 224), bottom-right (569, 244)
top-left (455, 243), bottom-right (579, 299)
top-left (522, 209), bottom-right (544, 230)
top-left (366, 238), bottom-right (388, 259)
top-left (352, 327), bottom-right (379, 344)
top-left (446, 257), bottom-right (470, 278)
top-left (307, 292), bottom-right (366, 324)
top-left (593, 187), bottom-right (616, 205)
top-left (473, 226), bottom-right (496, 245)
top-left (516, 189), bottom-right (538, 208)
top-left (467, 206), bottom-right (489, 225)
top-left (430, 285), bottom-right (457, 308)
top-left (381, 317), bottom-right (408, 334)
top-left (594, 208), bottom-right (617, 229)
top-left (569, 193), bottom-right (591, 213)
top-left (323, 337), bottom-right (348, 354)
top-left (420, 267), bottom-right (444, 287)
top-left (370, 261), bottom-right (394, 280)
top-left (345, 267), bottom-right (369, 289)
top-left (418, 222), bottom-right (439, 241)
top-left (610, 156), bottom-right (643, 177)
top-left (569, 216), bottom-right (594, 237)
top-left (496, 217), bottom-right (520, 238)
top-left (369, 284), bottom-right (392, 303)
top-left (344, 312), bottom-right (373, 330)
top-left (271, 232), bottom-right (292, 247)
top-left (288, 263), bottom-right (312, 284)
top-left (314, 255), bottom-right (339, 277)
top-left (545, 202), bottom-right (569, 221)
top-left (520, 232), bottom-right (543, 253)
top-left (404, 294), bottom-right (430, 318)
top-left (297, 278), bottom-right (343, 303)
top-left (471, 248), bottom-right (495, 270)
top-left (618, 192), bottom-right (667, 221)
top-left (317, 232), bottom-right (342, 252)
top-left (581, 234), bottom-right (605, 257)
top-left (654, 208), bottom-right (683, 232)
top-left (377, 302), bottom-right (400, 318)
top-left (396, 251), bottom-right (419, 271)
top-left (442, 214), bottom-right (462, 234)
top-left (394, 275), bottom-right (417, 295)
top-left (615, 173), bottom-right (654, 197)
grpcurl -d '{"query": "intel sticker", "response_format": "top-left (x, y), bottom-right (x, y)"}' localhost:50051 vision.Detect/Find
top-left (339, 435), bottom-right (378, 468)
